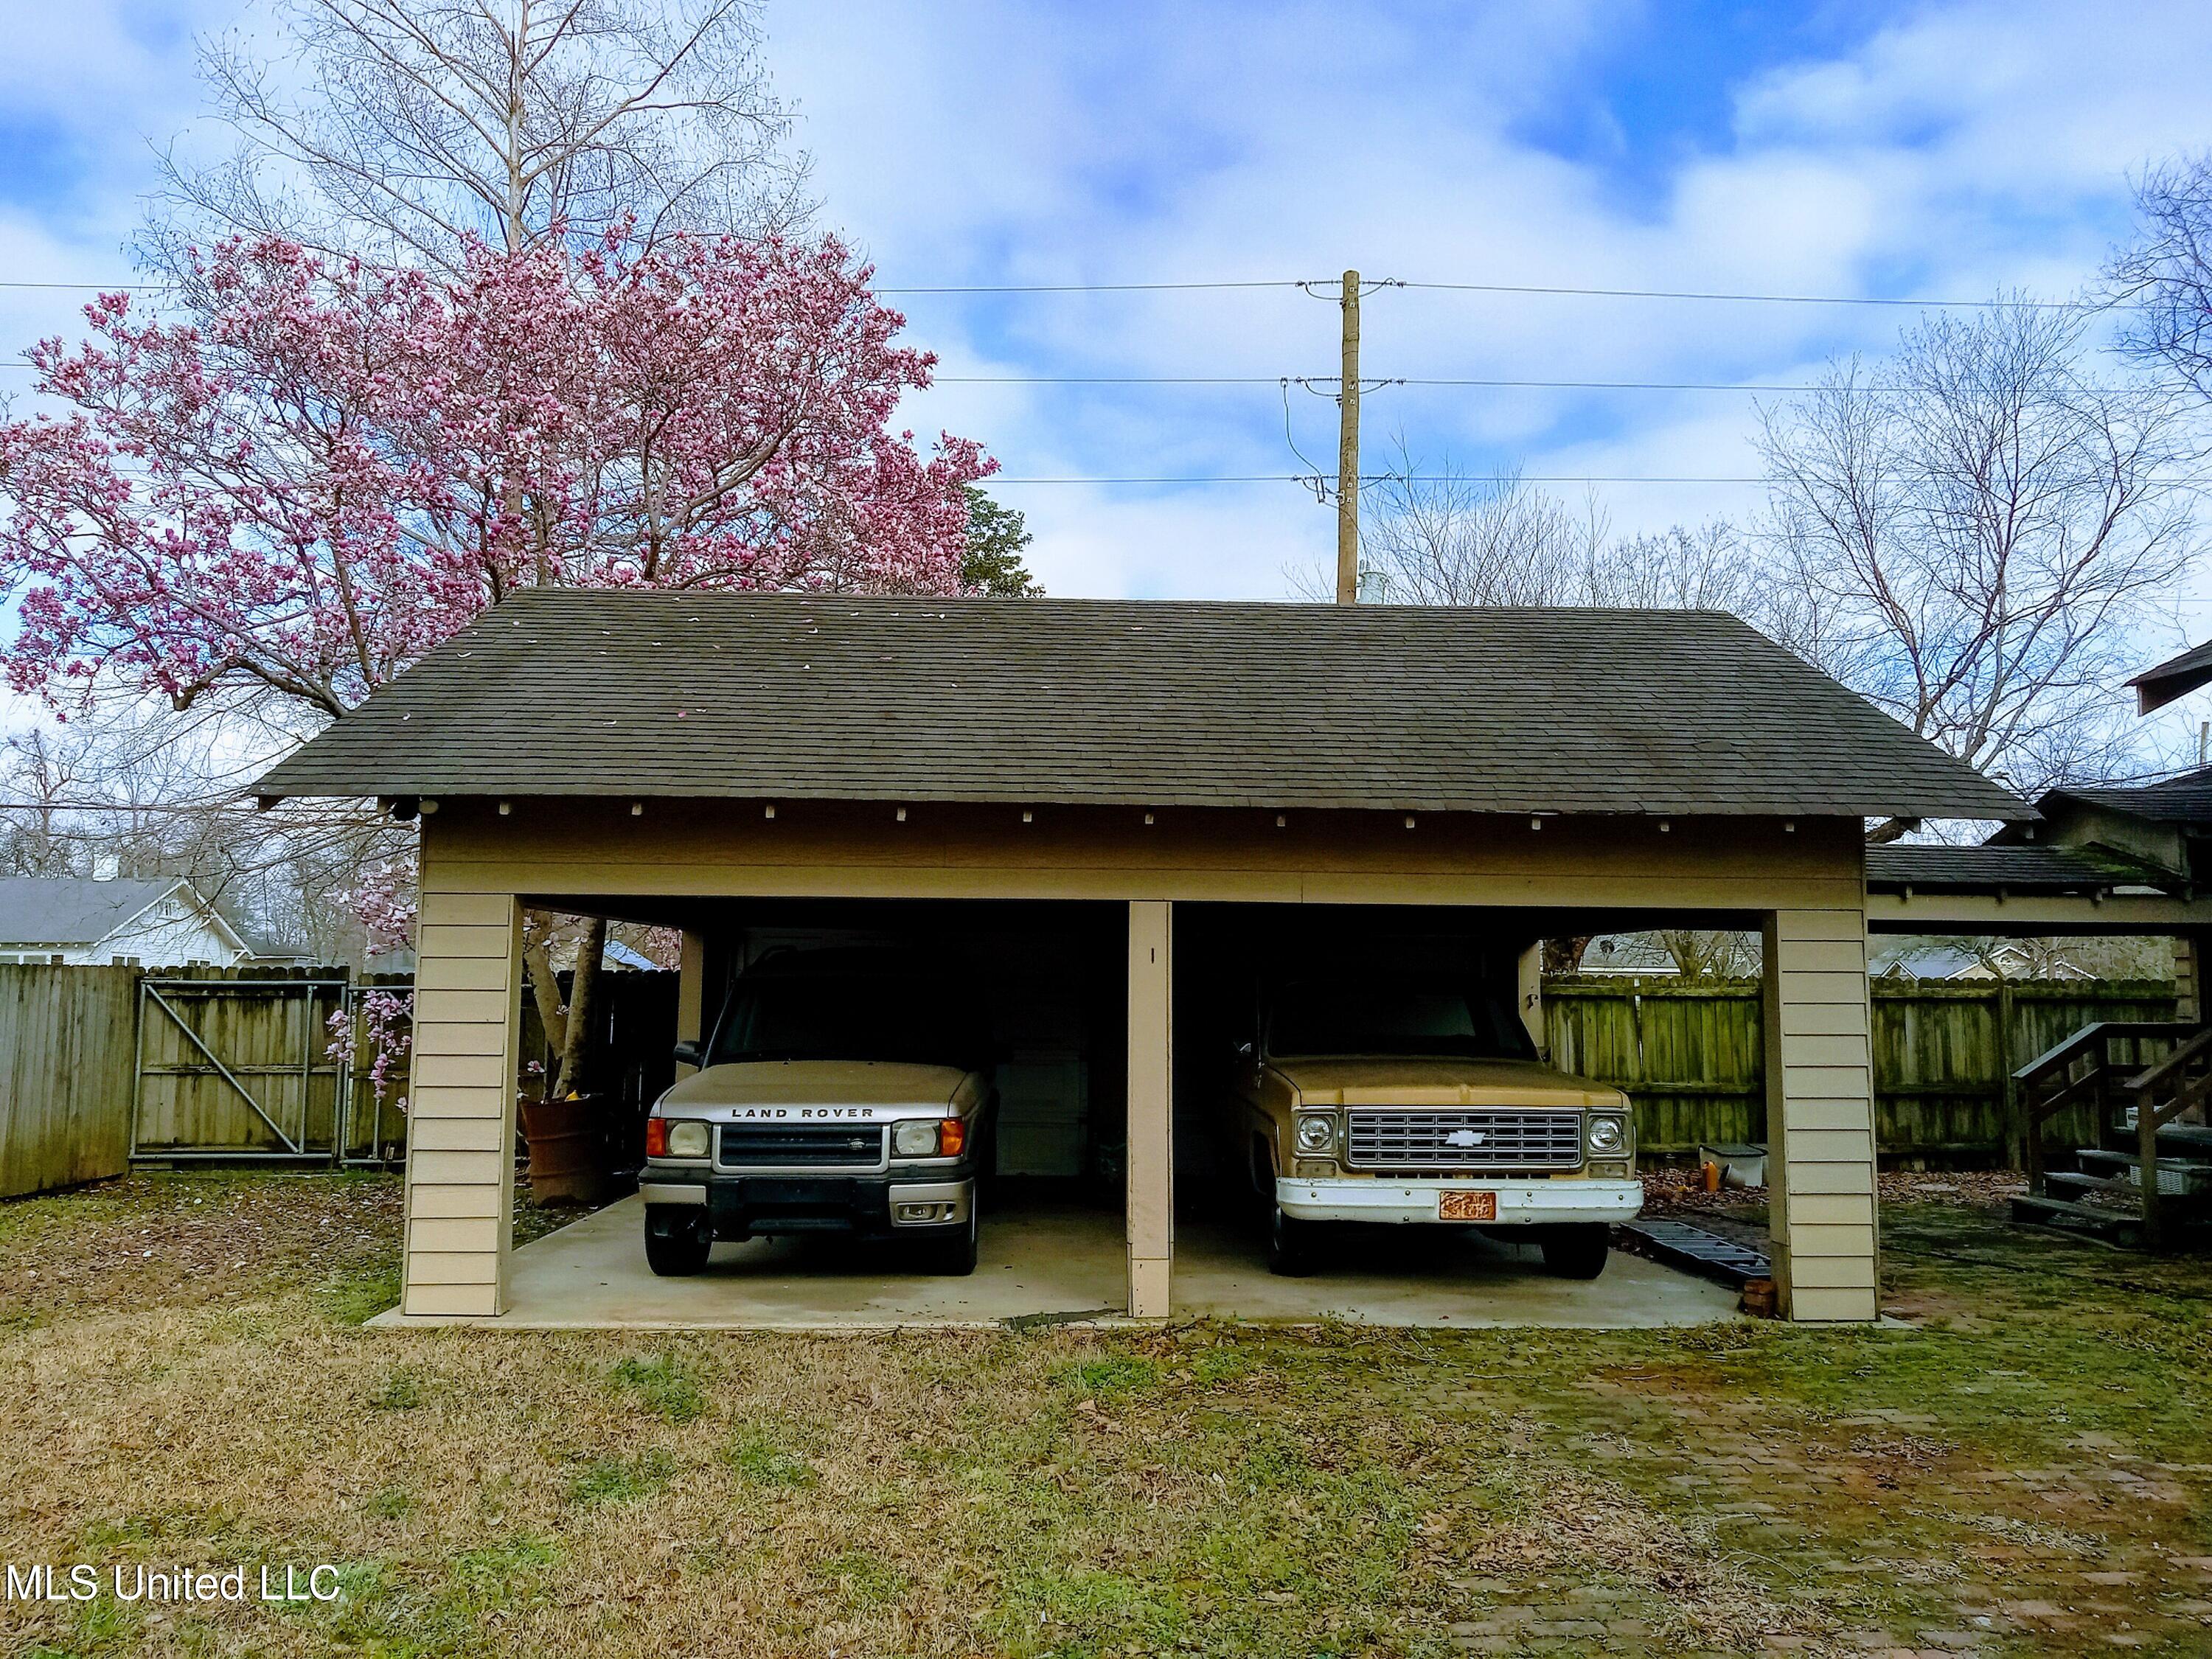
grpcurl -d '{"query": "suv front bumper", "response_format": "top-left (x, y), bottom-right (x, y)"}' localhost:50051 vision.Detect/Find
top-left (640, 1171), bottom-right (973, 1238)
top-left (1276, 1175), bottom-right (1642, 1226)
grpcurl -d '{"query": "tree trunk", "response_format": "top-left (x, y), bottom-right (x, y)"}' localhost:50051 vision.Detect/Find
top-left (554, 917), bottom-right (607, 1099)
top-left (521, 925), bottom-right (567, 1097)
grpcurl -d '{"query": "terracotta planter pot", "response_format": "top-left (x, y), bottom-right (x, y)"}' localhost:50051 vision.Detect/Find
top-left (521, 1095), bottom-right (606, 1206)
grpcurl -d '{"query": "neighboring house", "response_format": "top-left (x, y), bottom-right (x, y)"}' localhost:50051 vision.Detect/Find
top-left (1867, 938), bottom-right (2090, 981)
top-left (0, 876), bottom-right (254, 967)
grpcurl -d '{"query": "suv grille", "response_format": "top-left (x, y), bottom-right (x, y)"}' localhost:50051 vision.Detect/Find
top-left (716, 1124), bottom-right (888, 1171)
top-left (1346, 1109), bottom-right (1582, 1171)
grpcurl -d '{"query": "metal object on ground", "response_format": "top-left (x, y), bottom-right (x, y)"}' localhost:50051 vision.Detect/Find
top-left (1620, 1217), bottom-right (1772, 1289)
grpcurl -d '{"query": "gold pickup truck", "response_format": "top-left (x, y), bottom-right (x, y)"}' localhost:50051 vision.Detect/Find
top-left (1225, 972), bottom-right (1640, 1279)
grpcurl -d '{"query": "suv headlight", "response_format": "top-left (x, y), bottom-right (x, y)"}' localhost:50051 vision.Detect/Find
top-left (665, 1119), bottom-right (711, 1159)
top-left (1585, 1114), bottom-right (1626, 1154)
top-left (892, 1119), bottom-right (940, 1157)
top-left (1295, 1113), bottom-right (1335, 1154)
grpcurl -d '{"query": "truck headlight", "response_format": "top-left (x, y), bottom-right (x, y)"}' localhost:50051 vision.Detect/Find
top-left (892, 1119), bottom-right (941, 1157)
top-left (1586, 1114), bottom-right (1626, 1154)
top-left (664, 1119), bottom-right (711, 1159)
top-left (1295, 1114), bottom-right (1335, 1153)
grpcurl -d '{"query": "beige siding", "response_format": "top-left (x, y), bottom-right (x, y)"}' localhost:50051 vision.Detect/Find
top-left (1763, 906), bottom-right (1879, 1323)
top-left (1127, 901), bottom-right (1173, 1318)
top-left (400, 888), bottom-right (520, 1318)
top-left (420, 800), bottom-right (1867, 913)
top-left (394, 805), bottom-right (1879, 1324)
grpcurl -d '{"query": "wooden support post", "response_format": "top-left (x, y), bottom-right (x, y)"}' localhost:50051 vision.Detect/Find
top-left (2138, 1081), bottom-right (2164, 1251)
top-left (1996, 975), bottom-right (2019, 1169)
top-left (402, 888), bottom-right (523, 1318)
top-left (1335, 268), bottom-right (1361, 605)
top-left (1761, 908), bottom-right (1879, 1322)
top-left (1126, 900), bottom-right (1174, 1318)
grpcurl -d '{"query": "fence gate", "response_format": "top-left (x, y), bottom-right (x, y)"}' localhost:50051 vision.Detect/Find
top-left (130, 975), bottom-right (398, 1166)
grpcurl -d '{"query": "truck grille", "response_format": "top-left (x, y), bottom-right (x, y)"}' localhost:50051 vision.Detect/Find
top-left (716, 1124), bottom-right (887, 1171)
top-left (1346, 1109), bottom-right (1582, 1171)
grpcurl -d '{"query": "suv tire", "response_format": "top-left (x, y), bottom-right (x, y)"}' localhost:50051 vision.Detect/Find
top-left (925, 1207), bottom-right (979, 1276)
top-left (1540, 1224), bottom-right (1611, 1280)
top-left (644, 1208), bottom-right (713, 1277)
top-left (1267, 1201), bottom-right (1320, 1276)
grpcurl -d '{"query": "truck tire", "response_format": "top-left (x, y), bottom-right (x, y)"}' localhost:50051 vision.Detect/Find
top-left (1540, 1224), bottom-right (1611, 1280)
top-left (1267, 1201), bottom-right (1320, 1276)
top-left (644, 1208), bottom-right (712, 1277)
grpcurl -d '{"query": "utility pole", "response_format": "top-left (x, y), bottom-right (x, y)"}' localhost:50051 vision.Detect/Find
top-left (1335, 268), bottom-right (1360, 604)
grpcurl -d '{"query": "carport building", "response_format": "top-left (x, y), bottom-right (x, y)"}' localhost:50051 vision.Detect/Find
top-left (256, 592), bottom-right (2023, 1324)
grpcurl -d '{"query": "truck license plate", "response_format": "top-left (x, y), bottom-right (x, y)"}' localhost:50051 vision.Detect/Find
top-left (1439, 1191), bottom-right (1495, 1222)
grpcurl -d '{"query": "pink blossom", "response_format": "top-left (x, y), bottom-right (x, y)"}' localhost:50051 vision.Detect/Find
top-left (0, 229), bottom-right (993, 719)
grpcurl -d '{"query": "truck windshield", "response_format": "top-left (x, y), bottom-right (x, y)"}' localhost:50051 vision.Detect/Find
top-left (709, 973), bottom-right (973, 1068)
top-left (1267, 980), bottom-right (1535, 1060)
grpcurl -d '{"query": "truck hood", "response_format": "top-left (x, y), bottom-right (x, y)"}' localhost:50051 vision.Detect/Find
top-left (658, 1060), bottom-right (973, 1119)
top-left (1268, 1057), bottom-right (1627, 1109)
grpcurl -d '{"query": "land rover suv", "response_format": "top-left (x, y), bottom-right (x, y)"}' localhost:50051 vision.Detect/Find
top-left (1225, 970), bottom-right (1640, 1279)
top-left (639, 948), bottom-right (995, 1277)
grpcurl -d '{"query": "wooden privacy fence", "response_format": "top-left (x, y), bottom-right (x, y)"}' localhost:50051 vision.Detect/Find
top-left (131, 967), bottom-right (411, 1167)
top-left (1, 965), bottom-right (411, 1197)
top-left (1, 963), bottom-right (2185, 1197)
top-left (1, 964), bottom-right (675, 1200)
top-left (1544, 975), bottom-right (2180, 1159)
top-left (0, 964), bottom-right (140, 1199)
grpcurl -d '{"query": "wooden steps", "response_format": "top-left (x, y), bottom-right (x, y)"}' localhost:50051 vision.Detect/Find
top-left (2010, 1019), bottom-right (2212, 1251)
top-left (2009, 1192), bottom-right (2146, 1247)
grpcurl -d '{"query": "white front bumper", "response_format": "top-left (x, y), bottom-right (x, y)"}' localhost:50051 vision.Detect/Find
top-left (1276, 1176), bottom-right (1644, 1226)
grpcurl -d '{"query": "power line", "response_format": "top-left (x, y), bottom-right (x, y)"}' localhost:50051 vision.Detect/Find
top-left (877, 279), bottom-right (1303, 294)
top-left (1394, 279), bottom-right (2090, 310)
top-left (987, 473), bottom-right (1777, 485)
top-left (0, 273), bottom-right (2101, 308)
top-left (937, 373), bottom-right (2164, 394)
top-left (988, 470), bottom-right (2212, 486)
top-left (10, 361), bottom-right (2160, 395)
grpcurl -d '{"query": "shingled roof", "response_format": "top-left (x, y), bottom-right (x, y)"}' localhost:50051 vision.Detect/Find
top-left (1864, 844), bottom-right (2174, 895)
top-left (254, 591), bottom-right (2026, 820)
top-left (2052, 767), bottom-right (2212, 826)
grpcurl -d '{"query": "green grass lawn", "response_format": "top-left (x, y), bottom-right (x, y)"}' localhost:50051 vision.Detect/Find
top-left (1, 1173), bottom-right (2207, 1658)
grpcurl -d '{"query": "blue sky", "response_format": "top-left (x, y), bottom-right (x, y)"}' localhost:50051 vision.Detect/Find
top-left (5, 0), bottom-right (2212, 618)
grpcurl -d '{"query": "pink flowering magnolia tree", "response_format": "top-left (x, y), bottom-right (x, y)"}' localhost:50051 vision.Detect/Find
top-left (0, 229), bottom-right (989, 717)
top-left (0, 229), bottom-right (991, 1099)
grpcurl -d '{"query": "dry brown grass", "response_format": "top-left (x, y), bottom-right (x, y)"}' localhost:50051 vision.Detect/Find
top-left (1, 1304), bottom-right (1846, 1658)
top-left (2, 1175), bottom-right (2206, 1658)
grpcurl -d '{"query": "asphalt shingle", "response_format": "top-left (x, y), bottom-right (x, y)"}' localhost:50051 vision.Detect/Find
top-left (253, 591), bottom-right (2025, 819)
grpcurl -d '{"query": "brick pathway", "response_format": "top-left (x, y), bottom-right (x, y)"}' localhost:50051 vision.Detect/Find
top-left (1423, 1369), bottom-right (2212, 1656)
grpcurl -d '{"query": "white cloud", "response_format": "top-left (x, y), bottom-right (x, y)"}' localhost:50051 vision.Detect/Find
top-left (10, 0), bottom-right (2212, 605)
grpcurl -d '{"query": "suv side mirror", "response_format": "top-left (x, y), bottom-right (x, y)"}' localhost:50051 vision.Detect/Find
top-left (672, 1040), bottom-right (705, 1070)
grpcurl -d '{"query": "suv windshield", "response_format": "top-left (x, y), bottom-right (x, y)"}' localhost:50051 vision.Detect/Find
top-left (1267, 978), bottom-right (1535, 1061)
top-left (709, 970), bottom-right (975, 1068)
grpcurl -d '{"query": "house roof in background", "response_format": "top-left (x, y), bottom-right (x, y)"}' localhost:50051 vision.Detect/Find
top-left (0, 877), bottom-right (180, 945)
top-left (1864, 844), bottom-right (2173, 895)
top-left (2051, 765), bottom-right (2212, 826)
top-left (256, 592), bottom-right (2026, 821)
top-left (2128, 641), bottom-right (2212, 714)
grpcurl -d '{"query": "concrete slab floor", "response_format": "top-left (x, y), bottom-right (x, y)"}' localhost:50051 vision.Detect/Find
top-left (372, 1194), bottom-right (1737, 1332)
